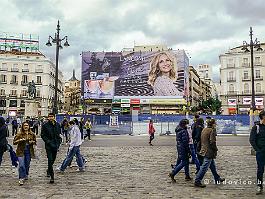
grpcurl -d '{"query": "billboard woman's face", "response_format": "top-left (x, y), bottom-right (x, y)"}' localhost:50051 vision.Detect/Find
top-left (158, 54), bottom-right (172, 74)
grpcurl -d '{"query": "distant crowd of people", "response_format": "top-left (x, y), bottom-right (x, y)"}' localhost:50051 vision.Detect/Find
top-left (0, 113), bottom-right (93, 185)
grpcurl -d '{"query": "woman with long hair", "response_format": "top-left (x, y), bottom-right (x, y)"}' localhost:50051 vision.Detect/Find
top-left (13, 121), bottom-right (36, 185)
top-left (148, 51), bottom-right (181, 96)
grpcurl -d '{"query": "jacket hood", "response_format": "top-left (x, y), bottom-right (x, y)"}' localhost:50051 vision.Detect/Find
top-left (175, 125), bottom-right (185, 133)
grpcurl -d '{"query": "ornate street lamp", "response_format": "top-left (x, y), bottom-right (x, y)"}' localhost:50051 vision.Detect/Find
top-left (242, 27), bottom-right (263, 126)
top-left (46, 20), bottom-right (70, 114)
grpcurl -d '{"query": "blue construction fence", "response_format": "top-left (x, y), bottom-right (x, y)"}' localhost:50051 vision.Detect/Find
top-left (56, 114), bottom-right (256, 135)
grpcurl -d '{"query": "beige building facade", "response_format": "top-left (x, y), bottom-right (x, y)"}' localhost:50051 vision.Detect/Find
top-left (219, 44), bottom-right (265, 114)
top-left (0, 50), bottom-right (64, 117)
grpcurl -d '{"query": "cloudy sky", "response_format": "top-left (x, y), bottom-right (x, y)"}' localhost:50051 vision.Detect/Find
top-left (1, 0), bottom-right (265, 82)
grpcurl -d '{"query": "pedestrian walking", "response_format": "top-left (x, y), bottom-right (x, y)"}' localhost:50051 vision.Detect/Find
top-left (169, 119), bottom-right (191, 183)
top-left (41, 113), bottom-right (62, 184)
top-left (249, 110), bottom-right (265, 195)
top-left (148, 119), bottom-right (155, 146)
top-left (57, 120), bottom-right (85, 172)
top-left (194, 118), bottom-right (225, 188)
top-left (11, 117), bottom-right (18, 136)
top-left (13, 122), bottom-right (36, 186)
top-left (61, 117), bottom-right (69, 143)
top-left (32, 118), bottom-right (39, 135)
top-left (0, 117), bottom-right (8, 166)
top-left (192, 118), bottom-right (205, 165)
top-left (84, 118), bottom-right (92, 141)
top-left (79, 118), bottom-right (85, 140)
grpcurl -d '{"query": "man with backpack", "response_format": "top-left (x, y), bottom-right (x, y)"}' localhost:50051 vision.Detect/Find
top-left (250, 110), bottom-right (265, 195)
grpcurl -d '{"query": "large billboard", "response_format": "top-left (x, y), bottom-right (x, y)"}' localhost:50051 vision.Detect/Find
top-left (81, 50), bottom-right (189, 100)
top-left (0, 32), bottom-right (39, 51)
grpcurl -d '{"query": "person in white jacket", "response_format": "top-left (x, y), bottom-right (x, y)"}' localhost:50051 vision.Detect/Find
top-left (58, 119), bottom-right (85, 172)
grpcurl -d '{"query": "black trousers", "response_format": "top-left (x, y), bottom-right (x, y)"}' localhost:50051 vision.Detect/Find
top-left (85, 129), bottom-right (91, 140)
top-left (149, 134), bottom-right (154, 143)
top-left (46, 149), bottom-right (58, 179)
top-left (12, 126), bottom-right (18, 136)
top-left (256, 151), bottom-right (265, 188)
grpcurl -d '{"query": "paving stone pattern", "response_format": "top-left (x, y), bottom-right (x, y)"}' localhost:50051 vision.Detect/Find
top-left (0, 139), bottom-right (263, 199)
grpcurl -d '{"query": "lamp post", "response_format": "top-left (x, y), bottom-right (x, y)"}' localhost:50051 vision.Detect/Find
top-left (46, 20), bottom-right (70, 114)
top-left (242, 27), bottom-right (263, 126)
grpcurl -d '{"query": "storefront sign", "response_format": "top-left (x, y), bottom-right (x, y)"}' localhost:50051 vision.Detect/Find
top-left (121, 99), bottom-right (130, 103)
top-left (255, 98), bottom-right (264, 106)
top-left (130, 99), bottom-right (140, 104)
top-left (228, 98), bottom-right (236, 106)
top-left (121, 104), bottom-right (130, 107)
top-left (243, 98), bottom-right (251, 105)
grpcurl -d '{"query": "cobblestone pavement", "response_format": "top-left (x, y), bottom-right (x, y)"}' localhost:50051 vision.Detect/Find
top-left (0, 136), bottom-right (263, 199)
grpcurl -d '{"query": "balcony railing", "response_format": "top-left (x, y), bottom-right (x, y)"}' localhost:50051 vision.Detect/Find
top-left (11, 68), bottom-right (19, 72)
top-left (242, 63), bottom-right (250, 67)
top-left (255, 76), bottom-right (263, 80)
top-left (22, 69), bottom-right (29, 72)
top-left (0, 67), bottom-right (8, 71)
top-left (256, 90), bottom-right (264, 94)
top-left (227, 91), bottom-right (238, 95)
top-left (10, 81), bottom-right (18, 85)
top-left (227, 64), bottom-right (235, 68)
top-left (254, 62), bottom-right (262, 66)
top-left (243, 90), bottom-right (251, 94)
top-left (9, 94), bottom-right (17, 97)
top-left (227, 78), bottom-right (236, 82)
top-left (36, 82), bottom-right (42, 85)
top-left (242, 77), bottom-right (251, 81)
top-left (20, 94), bottom-right (28, 98)
top-left (35, 69), bottom-right (43, 73)
top-left (21, 81), bottom-right (28, 86)
top-left (0, 81), bottom-right (7, 84)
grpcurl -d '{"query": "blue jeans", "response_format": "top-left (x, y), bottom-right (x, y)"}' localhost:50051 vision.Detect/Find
top-left (189, 144), bottom-right (201, 171)
top-left (0, 151), bottom-right (3, 166)
top-left (172, 157), bottom-right (189, 177)
top-left (18, 145), bottom-right (31, 179)
top-left (60, 146), bottom-right (84, 171)
top-left (256, 151), bottom-right (265, 188)
top-left (195, 157), bottom-right (220, 184)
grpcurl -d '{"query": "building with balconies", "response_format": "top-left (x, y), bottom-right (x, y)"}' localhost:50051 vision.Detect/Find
top-left (219, 44), bottom-right (265, 115)
top-left (0, 50), bottom-right (64, 117)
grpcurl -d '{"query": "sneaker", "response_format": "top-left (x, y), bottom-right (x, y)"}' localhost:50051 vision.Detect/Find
top-left (56, 168), bottom-right (64, 173)
top-left (194, 182), bottom-right (206, 188)
top-left (168, 173), bottom-right (176, 183)
top-left (24, 176), bottom-right (28, 180)
top-left (256, 186), bottom-right (263, 195)
top-left (185, 176), bottom-right (192, 181)
top-left (19, 179), bottom-right (24, 186)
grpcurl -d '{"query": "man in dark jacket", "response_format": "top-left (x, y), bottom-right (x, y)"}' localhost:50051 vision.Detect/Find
top-left (0, 117), bottom-right (8, 166)
top-left (41, 113), bottom-right (62, 184)
top-left (250, 110), bottom-right (265, 195)
top-left (194, 119), bottom-right (225, 188)
top-left (11, 118), bottom-right (18, 136)
top-left (169, 119), bottom-right (191, 183)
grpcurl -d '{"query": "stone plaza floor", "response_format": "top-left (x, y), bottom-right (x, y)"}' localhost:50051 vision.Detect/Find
top-left (0, 135), bottom-right (263, 199)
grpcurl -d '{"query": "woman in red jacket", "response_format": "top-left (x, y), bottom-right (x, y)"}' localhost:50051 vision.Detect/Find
top-left (148, 120), bottom-right (155, 146)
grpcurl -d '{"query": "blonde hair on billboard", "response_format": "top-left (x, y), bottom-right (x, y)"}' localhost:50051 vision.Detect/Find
top-left (148, 51), bottom-right (177, 86)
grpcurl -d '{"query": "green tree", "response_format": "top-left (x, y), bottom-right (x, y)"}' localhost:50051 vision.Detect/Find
top-left (201, 97), bottom-right (222, 114)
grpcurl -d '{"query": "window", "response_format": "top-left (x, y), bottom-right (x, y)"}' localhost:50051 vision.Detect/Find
top-left (0, 74), bottom-right (6, 82)
top-left (243, 58), bottom-right (248, 63)
top-left (229, 84), bottom-right (234, 92)
top-left (255, 57), bottom-right (261, 65)
top-left (36, 65), bottom-right (43, 73)
top-left (36, 90), bottom-right (41, 97)
top-left (205, 71), bottom-right (208, 79)
top-left (243, 71), bottom-right (248, 79)
top-left (37, 76), bottom-right (42, 84)
top-left (256, 83), bottom-right (262, 92)
top-left (11, 63), bottom-right (19, 72)
top-left (0, 89), bottom-right (5, 95)
top-left (256, 70), bottom-right (261, 78)
top-left (9, 100), bottom-right (17, 107)
top-left (10, 90), bottom-right (17, 96)
top-left (21, 90), bottom-right (27, 96)
top-left (244, 83), bottom-right (249, 93)
top-left (22, 64), bottom-right (29, 72)
top-left (228, 59), bottom-right (233, 63)
top-left (11, 75), bottom-right (17, 83)
top-left (22, 75), bottom-right (28, 83)
top-left (0, 63), bottom-right (8, 71)
top-left (228, 71), bottom-right (234, 80)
